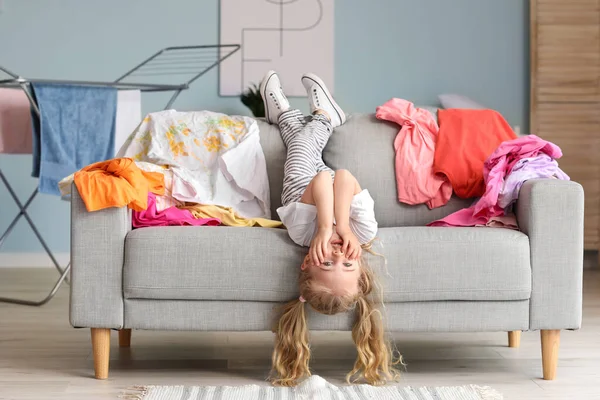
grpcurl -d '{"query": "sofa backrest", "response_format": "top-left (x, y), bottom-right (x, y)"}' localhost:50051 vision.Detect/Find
top-left (257, 113), bottom-right (471, 227)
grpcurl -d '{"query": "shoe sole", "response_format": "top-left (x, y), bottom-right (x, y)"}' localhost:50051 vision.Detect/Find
top-left (301, 73), bottom-right (345, 125)
top-left (260, 70), bottom-right (277, 124)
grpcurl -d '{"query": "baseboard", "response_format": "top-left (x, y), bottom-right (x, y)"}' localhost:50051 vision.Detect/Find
top-left (0, 252), bottom-right (70, 268)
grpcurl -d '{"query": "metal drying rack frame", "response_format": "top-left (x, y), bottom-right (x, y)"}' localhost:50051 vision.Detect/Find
top-left (0, 44), bottom-right (240, 306)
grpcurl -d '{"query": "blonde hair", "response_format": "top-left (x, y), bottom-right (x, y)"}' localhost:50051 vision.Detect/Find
top-left (271, 250), bottom-right (402, 386)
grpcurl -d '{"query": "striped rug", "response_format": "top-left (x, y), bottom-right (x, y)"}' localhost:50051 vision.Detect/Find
top-left (123, 375), bottom-right (503, 400)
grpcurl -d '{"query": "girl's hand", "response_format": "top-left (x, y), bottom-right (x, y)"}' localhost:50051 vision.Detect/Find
top-left (310, 227), bottom-right (333, 265)
top-left (338, 228), bottom-right (362, 260)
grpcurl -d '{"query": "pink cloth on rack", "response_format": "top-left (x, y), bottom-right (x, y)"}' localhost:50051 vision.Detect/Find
top-left (428, 135), bottom-right (563, 228)
top-left (0, 89), bottom-right (33, 154)
top-left (376, 98), bottom-right (452, 209)
top-left (132, 192), bottom-right (221, 228)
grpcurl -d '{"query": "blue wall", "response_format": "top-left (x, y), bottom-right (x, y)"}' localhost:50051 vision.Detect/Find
top-left (0, 0), bottom-right (528, 253)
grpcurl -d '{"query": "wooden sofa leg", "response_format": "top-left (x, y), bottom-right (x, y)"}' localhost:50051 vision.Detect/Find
top-left (91, 328), bottom-right (110, 379)
top-left (508, 331), bottom-right (521, 348)
top-left (119, 329), bottom-right (132, 348)
top-left (541, 330), bottom-right (560, 380)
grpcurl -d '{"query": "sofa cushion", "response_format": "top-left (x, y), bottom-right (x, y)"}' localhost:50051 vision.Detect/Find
top-left (123, 226), bottom-right (531, 303)
top-left (376, 227), bottom-right (531, 301)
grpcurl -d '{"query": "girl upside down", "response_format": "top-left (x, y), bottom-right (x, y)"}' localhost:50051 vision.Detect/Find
top-left (261, 70), bottom-right (402, 386)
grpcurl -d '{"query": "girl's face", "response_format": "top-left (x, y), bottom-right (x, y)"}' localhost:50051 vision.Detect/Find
top-left (301, 233), bottom-right (360, 295)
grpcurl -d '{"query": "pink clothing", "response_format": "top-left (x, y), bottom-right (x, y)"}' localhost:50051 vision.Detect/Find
top-left (429, 135), bottom-right (563, 228)
top-left (0, 89), bottom-right (33, 154)
top-left (376, 98), bottom-right (452, 209)
top-left (432, 209), bottom-right (519, 230)
top-left (133, 193), bottom-right (221, 228)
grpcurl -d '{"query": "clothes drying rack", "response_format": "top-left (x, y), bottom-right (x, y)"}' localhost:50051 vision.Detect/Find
top-left (0, 44), bottom-right (240, 306)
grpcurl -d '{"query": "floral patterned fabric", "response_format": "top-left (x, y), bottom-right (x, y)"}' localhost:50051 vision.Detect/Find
top-left (117, 110), bottom-right (270, 218)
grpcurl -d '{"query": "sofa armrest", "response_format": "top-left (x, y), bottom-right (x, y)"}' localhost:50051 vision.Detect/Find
top-left (70, 184), bottom-right (131, 328)
top-left (516, 179), bottom-right (584, 330)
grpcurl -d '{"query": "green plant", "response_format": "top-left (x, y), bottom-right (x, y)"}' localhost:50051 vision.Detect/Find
top-left (240, 83), bottom-right (265, 118)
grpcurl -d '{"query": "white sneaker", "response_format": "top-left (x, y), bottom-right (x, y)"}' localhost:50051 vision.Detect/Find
top-left (260, 71), bottom-right (290, 124)
top-left (301, 73), bottom-right (346, 128)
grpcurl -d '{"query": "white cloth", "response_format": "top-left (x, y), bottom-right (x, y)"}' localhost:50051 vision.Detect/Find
top-left (277, 189), bottom-right (378, 247)
top-left (117, 110), bottom-right (271, 218)
top-left (58, 173), bottom-right (73, 197)
top-left (134, 162), bottom-right (182, 211)
top-left (114, 90), bottom-right (142, 156)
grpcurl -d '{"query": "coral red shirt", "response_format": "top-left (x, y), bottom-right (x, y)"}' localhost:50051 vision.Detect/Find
top-left (433, 109), bottom-right (517, 198)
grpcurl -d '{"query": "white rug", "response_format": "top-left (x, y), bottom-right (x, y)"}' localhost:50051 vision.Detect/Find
top-left (124, 375), bottom-right (503, 400)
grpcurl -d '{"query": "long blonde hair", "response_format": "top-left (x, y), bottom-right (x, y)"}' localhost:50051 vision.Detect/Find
top-left (271, 253), bottom-right (402, 386)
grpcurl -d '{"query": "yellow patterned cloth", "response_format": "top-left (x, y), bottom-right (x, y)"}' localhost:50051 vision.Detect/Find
top-left (116, 110), bottom-right (271, 218)
top-left (179, 204), bottom-right (284, 228)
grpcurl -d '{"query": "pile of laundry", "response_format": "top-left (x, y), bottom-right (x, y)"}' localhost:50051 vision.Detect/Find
top-left (59, 110), bottom-right (282, 229)
top-left (59, 102), bottom-right (568, 231)
top-left (376, 98), bottom-right (569, 229)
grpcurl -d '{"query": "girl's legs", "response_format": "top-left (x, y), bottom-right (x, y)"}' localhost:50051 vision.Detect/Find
top-left (299, 73), bottom-right (347, 175)
top-left (280, 111), bottom-right (335, 206)
top-left (260, 70), bottom-right (343, 206)
top-left (306, 113), bottom-right (336, 175)
top-left (304, 113), bottom-right (334, 153)
top-left (278, 109), bottom-right (306, 148)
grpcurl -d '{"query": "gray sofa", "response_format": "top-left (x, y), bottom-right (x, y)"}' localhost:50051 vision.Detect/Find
top-left (70, 114), bottom-right (584, 381)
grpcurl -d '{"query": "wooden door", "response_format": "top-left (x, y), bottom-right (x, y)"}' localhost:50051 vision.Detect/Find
top-left (531, 0), bottom-right (600, 249)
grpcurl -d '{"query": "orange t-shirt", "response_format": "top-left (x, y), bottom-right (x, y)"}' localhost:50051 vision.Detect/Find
top-left (433, 109), bottom-right (517, 199)
top-left (74, 158), bottom-right (164, 212)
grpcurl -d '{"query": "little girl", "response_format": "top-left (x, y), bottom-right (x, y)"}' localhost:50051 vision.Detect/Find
top-left (261, 71), bottom-right (400, 386)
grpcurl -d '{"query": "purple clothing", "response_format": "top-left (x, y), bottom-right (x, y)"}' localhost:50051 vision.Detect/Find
top-left (133, 193), bottom-right (221, 228)
top-left (429, 135), bottom-right (564, 228)
top-left (498, 154), bottom-right (569, 209)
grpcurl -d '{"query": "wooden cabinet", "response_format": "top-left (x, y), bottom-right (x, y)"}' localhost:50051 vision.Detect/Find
top-left (531, 0), bottom-right (600, 249)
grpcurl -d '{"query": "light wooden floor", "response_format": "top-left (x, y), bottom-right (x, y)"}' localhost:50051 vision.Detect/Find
top-left (1, 268), bottom-right (599, 400)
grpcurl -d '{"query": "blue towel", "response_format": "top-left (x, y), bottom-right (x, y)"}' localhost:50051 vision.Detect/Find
top-left (31, 84), bottom-right (117, 196)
